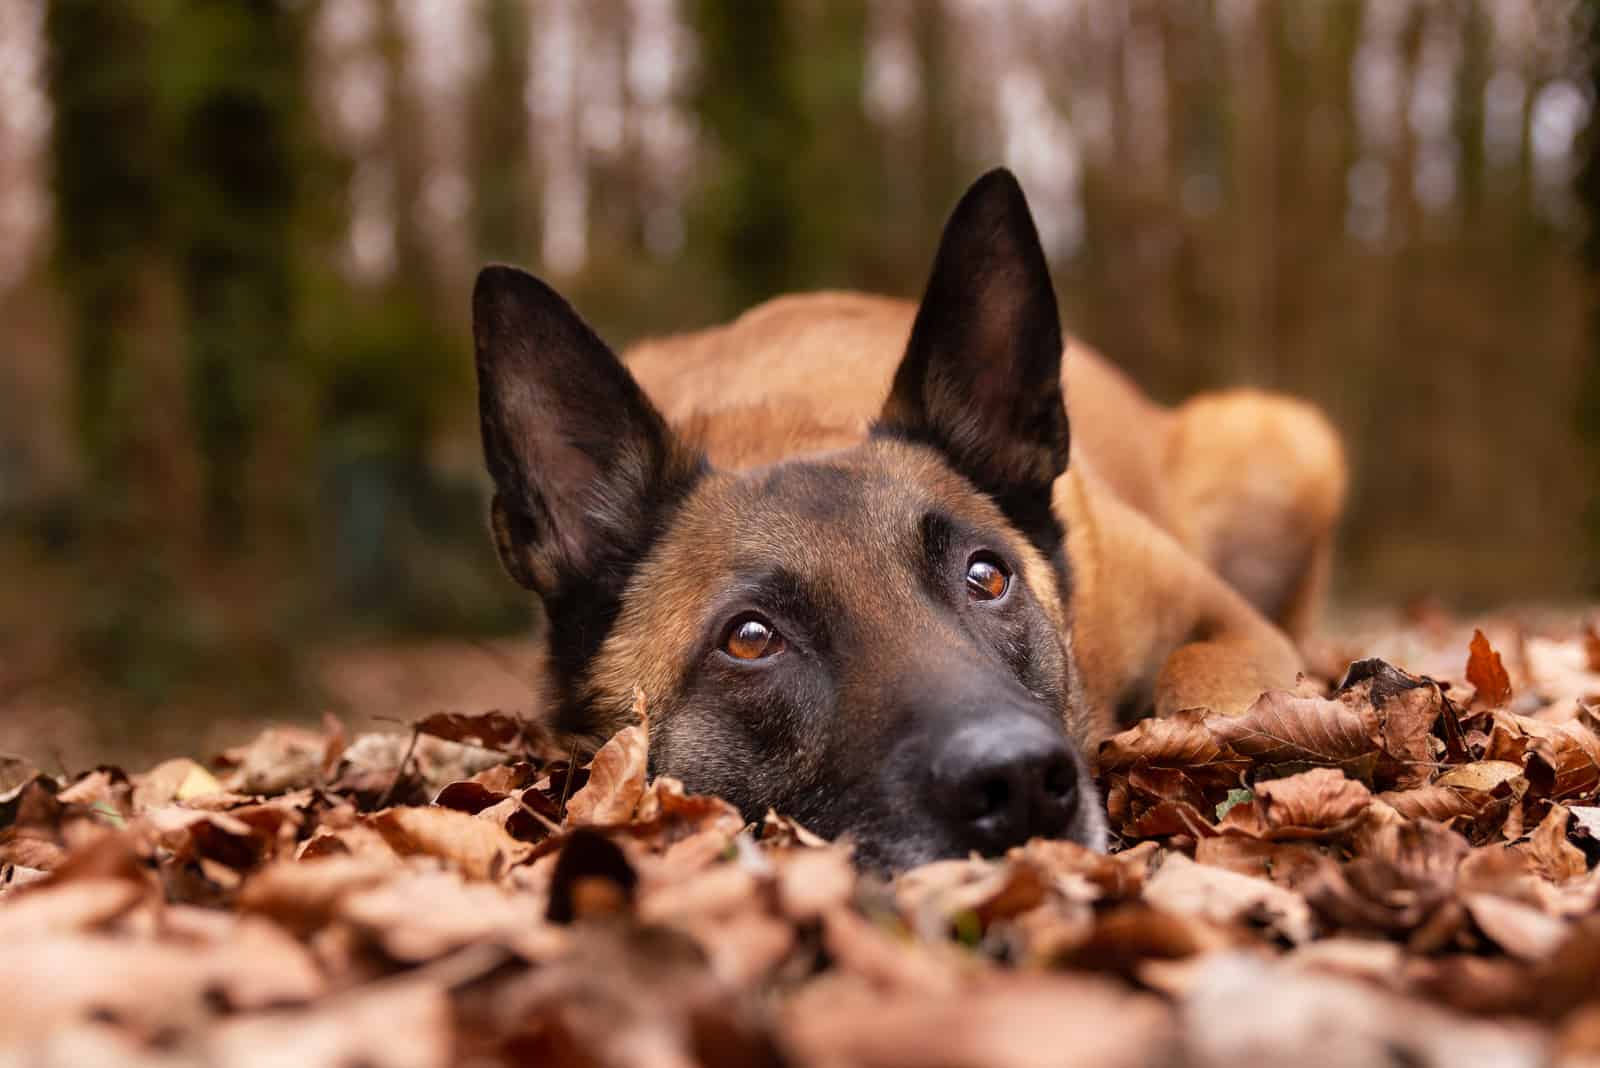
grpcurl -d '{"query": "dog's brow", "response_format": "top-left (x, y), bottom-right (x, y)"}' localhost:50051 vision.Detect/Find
top-left (724, 565), bottom-right (835, 632)
top-left (918, 510), bottom-right (959, 560)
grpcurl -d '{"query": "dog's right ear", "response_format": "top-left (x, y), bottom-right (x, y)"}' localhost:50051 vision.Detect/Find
top-left (473, 265), bottom-right (703, 600)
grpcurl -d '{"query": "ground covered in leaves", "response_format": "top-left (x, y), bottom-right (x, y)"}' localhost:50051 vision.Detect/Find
top-left (4, 613), bottom-right (1600, 1067)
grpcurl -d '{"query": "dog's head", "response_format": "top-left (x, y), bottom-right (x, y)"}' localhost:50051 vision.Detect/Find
top-left (473, 171), bottom-right (1105, 870)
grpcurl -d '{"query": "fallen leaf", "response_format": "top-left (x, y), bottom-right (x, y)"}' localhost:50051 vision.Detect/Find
top-left (1182, 953), bottom-right (1546, 1067)
top-left (565, 701), bottom-right (649, 827)
top-left (1142, 853), bottom-right (1315, 944)
top-left (132, 758), bottom-right (224, 810)
top-left (1193, 836), bottom-right (1324, 889)
top-left (1207, 690), bottom-right (1380, 780)
top-left (548, 828), bottom-right (637, 924)
top-left (1097, 708), bottom-right (1248, 783)
top-left (367, 805), bottom-right (532, 879)
top-left (414, 709), bottom-right (536, 753)
top-left (1462, 893), bottom-right (1569, 962)
top-left (1467, 629), bottom-right (1513, 709)
top-left (1217, 768), bottom-right (1371, 840)
top-left (784, 973), bottom-right (1173, 1068)
top-left (1519, 804), bottom-right (1588, 883)
top-left (210, 977), bottom-right (452, 1068)
top-left (1379, 761), bottom-right (1526, 835)
top-left (1336, 658), bottom-right (1448, 786)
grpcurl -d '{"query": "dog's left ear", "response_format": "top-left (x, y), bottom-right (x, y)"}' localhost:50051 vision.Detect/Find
top-left (877, 168), bottom-right (1069, 555)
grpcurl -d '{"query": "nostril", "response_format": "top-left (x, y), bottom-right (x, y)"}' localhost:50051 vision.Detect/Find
top-left (1042, 757), bottom-right (1077, 804)
top-left (978, 774), bottom-right (1011, 819)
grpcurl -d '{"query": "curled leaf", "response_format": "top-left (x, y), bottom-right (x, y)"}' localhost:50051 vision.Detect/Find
top-left (1207, 691), bottom-right (1380, 780)
top-left (1466, 629), bottom-right (1512, 709)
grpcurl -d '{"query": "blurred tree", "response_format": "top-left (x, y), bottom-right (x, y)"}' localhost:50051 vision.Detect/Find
top-left (45, 0), bottom-right (168, 517)
top-left (160, 0), bottom-right (304, 540)
top-left (687, 1), bottom-right (874, 311)
top-left (472, 0), bottom-right (535, 267)
top-left (689, 0), bottom-right (810, 309)
top-left (1578, 0), bottom-right (1600, 591)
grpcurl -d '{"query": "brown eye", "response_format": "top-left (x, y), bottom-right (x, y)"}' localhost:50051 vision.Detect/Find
top-left (965, 555), bottom-right (1009, 601)
top-left (723, 615), bottom-right (785, 660)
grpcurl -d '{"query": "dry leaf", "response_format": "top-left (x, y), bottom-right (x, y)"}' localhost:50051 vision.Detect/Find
top-left (1218, 768), bottom-right (1371, 840)
top-left (366, 806), bottom-right (532, 879)
top-left (1143, 853), bottom-right (1315, 944)
top-left (413, 709), bottom-right (532, 753)
top-left (564, 699), bottom-right (649, 827)
top-left (1098, 708), bottom-right (1248, 782)
top-left (1207, 690), bottom-right (1381, 779)
top-left (1519, 804), bottom-right (1588, 883)
top-left (1467, 629), bottom-right (1513, 709)
top-left (1462, 893), bottom-right (1569, 962)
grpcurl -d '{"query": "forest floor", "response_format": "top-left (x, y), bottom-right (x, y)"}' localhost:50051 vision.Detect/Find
top-left (3, 605), bottom-right (1600, 1067)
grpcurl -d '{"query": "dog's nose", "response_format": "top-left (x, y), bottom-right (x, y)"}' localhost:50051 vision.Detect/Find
top-left (929, 717), bottom-right (1081, 852)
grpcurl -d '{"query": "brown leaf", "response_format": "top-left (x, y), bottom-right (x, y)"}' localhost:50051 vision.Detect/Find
top-left (341, 869), bottom-right (555, 961)
top-left (1585, 623), bottom-right (1600, 674)
top-left (1379, 761), bottom-right (1526, 832)
top-left (1524, 719), bottom-right (1600, 801)
top-left (215, 726), bottom-right (329, 795)
top-left (237, 855), bottom-right (394, 936)
top-left (0, 878), bottom-right (145, 942)
top-left (761, 809), bottom-right (829, 848)
top-left (413, 709), bottom-right (533, 753)
top-left (1467, 629), bottom-right (1513, 708)
top-left (1125, 799), bottom-right (1219, 840)
top-left (1218, 768), bottom-right (1371, 840)
top-left (1518, 804), bottom-right (1588, 883)
top-left (783, 973), bottom-right (1173, 1068)
top-left (1461, 893), bottom-right (1569, 962)
top-left (366, 805), bottom-right (533, 879)
top-left (548, 828), bottom-right (637, 924)
top-left (1183, 954), bottom-right (1546, 1066)
top-left (565, 698), bottom-right (649, 827)
top-left (131, 758), bottom-right (224, 811)
top-left (320, 711), bottom-right (349, 780)
top-left (211, 978), bottom-right (452, 1068)
top-left (1335, 658), bottom-right (1450, 784)
top-left (773, 845), bottom-right (856, 920)
top-left (895, 855), bottom-right (1051, 936)
top-left (1207, 690), bottom-right (1381, 779)
top-left (0, 925), bottom-right (325, 1047)
top-left (1097, 708), bottom-right (1247, 782)
top-left (0, 754), bottom-right (41, 803)
top-left (1142, 853), bottom-right (1315, 944)
top-left (1305, 821), bottom-right (1468, 936)
top-left (631, 775), bottom-right (745, 839)
top-left (1193, 836), bottom-right (1324, 889)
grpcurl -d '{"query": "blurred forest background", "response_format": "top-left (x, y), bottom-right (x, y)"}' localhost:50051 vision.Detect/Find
top-left (1, 0), bottom-right (1598, 756)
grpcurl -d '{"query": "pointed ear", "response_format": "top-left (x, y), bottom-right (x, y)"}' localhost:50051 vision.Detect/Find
top-left (474, 265), bottom-right (704, 599)
top-left (876, 169), bottom-right (1070, 554)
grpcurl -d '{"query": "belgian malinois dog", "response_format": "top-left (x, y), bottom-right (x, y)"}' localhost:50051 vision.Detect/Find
top-left (473, 170), bottom-right (1346, 870)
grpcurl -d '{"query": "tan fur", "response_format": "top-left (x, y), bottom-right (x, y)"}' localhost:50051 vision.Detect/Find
top-left (585, 442), bottom-right (1081, 743)
top-left (621, 291), bottom-right (1343, 734)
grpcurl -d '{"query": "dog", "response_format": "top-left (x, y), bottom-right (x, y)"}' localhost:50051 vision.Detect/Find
top-left (472, 169), bottom-right (1346, 870)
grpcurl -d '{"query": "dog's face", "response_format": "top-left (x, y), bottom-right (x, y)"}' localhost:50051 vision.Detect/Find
top-left (474, 171), bottom-right (1106, 870)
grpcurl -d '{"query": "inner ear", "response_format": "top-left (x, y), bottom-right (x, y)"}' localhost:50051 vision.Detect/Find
top-left (473, 264), bottom-right (705, 600)
top-left (875, 169), bottom-right (1069, 556)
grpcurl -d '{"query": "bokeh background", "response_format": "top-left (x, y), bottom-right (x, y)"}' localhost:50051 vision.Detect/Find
top-left (1, 0), bottom-right (1598, 760)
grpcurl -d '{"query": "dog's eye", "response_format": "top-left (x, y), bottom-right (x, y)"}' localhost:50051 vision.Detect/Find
top-left (723, 615), bottom-right (785, 660)
top-left (965, 554), bottom-right (1010, 601)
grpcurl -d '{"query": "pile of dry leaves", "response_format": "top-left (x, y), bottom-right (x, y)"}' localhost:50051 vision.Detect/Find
top-left (4, 618), bottom-right (1600, 1067)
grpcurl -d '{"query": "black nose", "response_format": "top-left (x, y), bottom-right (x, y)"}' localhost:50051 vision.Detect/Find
top-left (929, 717), bottom-right (1081, 852)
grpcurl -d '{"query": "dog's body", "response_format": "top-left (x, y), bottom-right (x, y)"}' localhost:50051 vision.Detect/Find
top-left (623, 291), bottom-right (1345, 722)
top-left (473, 170), bottom-right (1346, 869)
